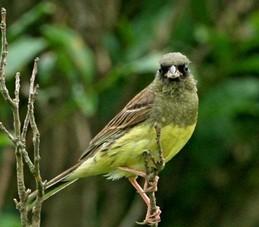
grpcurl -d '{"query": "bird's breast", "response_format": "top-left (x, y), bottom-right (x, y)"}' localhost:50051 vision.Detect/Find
top-left (72, 122), bottom-right (197, 180)
top-left (108, 122), bottom-right (196, 166)
top-left (160, 123), bottom-right (196, 161)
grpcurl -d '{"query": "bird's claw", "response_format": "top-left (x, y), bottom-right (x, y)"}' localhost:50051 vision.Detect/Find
top-left (144, 176), bottom-right (159, 193)
top-left (137, 206), bottom-right (161, 225)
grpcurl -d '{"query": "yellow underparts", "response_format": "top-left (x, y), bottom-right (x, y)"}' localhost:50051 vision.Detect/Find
top-left (68, 123), bottom-right (196, 181)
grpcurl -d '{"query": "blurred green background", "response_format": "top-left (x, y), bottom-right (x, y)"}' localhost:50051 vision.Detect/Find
top-left (0, 0), bottom-right (259, 226)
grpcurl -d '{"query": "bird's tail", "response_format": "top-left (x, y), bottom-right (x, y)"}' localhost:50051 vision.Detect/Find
top-left (27, 163), bottom-right (81, 210)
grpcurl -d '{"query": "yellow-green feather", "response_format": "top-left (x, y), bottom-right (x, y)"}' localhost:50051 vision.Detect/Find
top-left (68, 122), bottom-right (196, 180)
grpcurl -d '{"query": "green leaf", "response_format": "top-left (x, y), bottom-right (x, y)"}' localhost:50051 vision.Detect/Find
top-left (194, 25), bottom-right (210, 44)
top-left (191, 78), bottom-right (259, 167)
top-left (200, 78), bottom-right (259, 119)
top-left (121, 53), bottom-right (161, 74)
top-left (0, 213), bottom-right (20, 227)
top-left (41, 25), bottom-right (95, 84)
top-left (38, 52), bottom-right (57, 84)
top-left (8, 2), bottom-right (55, 40)
top-left (96, 53), bottom-right (161, 92)
top-left (229, 55), bottom-right (259, 74)
top-left (6, 37), bottom-right (47, 77)
top-left (72, 84), bottom-right (98, 116)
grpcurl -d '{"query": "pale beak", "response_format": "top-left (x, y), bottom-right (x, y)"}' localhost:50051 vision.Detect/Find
top-left (165, 65), bottom-right (181, 79)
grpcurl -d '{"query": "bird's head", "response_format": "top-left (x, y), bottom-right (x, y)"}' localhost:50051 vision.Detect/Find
top-left (158, 52), bottom-right (191, 82)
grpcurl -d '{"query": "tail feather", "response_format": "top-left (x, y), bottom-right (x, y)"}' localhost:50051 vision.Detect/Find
top-left (27, 163), bottom-right (81, 210)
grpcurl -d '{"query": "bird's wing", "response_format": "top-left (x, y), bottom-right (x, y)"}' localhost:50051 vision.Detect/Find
top-left (80, 87), bottom-right (155, 160)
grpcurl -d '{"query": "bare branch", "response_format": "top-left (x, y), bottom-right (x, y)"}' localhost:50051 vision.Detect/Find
top-left (15, 72), bottom-right (21, 103)
top-left (0, 121), bottom-right (15, 143)
top-left (28, 58), bottom-right (44, 227)
top-left (22, 58), bottom-right (39, 140)
top-left (0, 8), bottom-right (15, 108)
top-left (0, 8), bottom-right (44, 227)
top-left (21, 111), bottom-right (30, 140)
top-left (15, 145), bottom-right (28, 226)
top-left (30, 58), bottom-right (39, 94)
top-left (21, 147), bottom-right (35, 174)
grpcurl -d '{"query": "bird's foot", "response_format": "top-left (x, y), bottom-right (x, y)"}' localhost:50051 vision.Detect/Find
top-left (119, 166), bottom-right (159, 192)
top-left (137, 206), bottom-right (161, 225)
top-left (144, 175), bottom-right (159, 192)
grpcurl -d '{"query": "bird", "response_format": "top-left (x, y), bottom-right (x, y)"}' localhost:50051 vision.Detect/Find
top-left (28, 52), bottom-right (198, 224)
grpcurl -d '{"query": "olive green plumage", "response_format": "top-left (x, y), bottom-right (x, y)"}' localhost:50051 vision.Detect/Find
top-left (28, 52), bottom-right (198, 205)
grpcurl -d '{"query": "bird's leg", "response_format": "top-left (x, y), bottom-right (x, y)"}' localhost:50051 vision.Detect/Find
top-left (128, 177), bottom-right (149, 205)
top-left (129, 177), bottom-right (161, 225)
top-left (118, 163), bottom-right (159, 193)
top-left (119, 132), bottom-right (165, 226)
top-left (118, 166), bottom-right (146, 178)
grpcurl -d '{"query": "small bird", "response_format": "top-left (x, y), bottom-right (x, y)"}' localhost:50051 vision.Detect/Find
top-left (29, 52), bottom-right (198, 224)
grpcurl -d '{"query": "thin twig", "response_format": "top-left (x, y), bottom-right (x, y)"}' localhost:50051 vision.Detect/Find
top-left (21, 147), bottom-right (35, 174)
top-left (15, 145), bottom-right (29, 227)
top-left (0, 8), bottom-right (15, 108)
top-left (22, 58), bottom-right (38, 140)
top-left (0, 121), bottom-right (15, 143)
top-left (14, 72), bottom-right (20, 103)
top-left (12, 55), bottom-right (28, 227)
top-left (8, 31), bottom-right (29, 227)
top-left (21, 109), bottom-right (30, 140)
top-left (28, 58), bottom-right (44, 227)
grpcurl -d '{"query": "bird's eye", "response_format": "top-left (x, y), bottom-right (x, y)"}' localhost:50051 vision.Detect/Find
top-left (178, 64), bottom-right (189, 75)
top-left (159, 65), bottom-right (170, 74)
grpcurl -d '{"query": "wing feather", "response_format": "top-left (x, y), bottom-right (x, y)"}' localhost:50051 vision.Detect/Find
top-left (80, 87), bottom-right (155, 160)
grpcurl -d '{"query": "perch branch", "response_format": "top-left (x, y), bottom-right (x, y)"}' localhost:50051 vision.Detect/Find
top-left (142, 152), bottom-right (159, 227)
top-left (142, 124), bottom-right (165, 227)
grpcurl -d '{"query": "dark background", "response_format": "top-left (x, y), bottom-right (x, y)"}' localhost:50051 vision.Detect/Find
top-left (0, 0), bottom-right (259, 226)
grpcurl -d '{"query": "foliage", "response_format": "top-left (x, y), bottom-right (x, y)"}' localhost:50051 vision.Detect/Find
top-left (0, 0), bottom-right (259, 227)
top-left (0, 213), bottom-right (20, 227)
